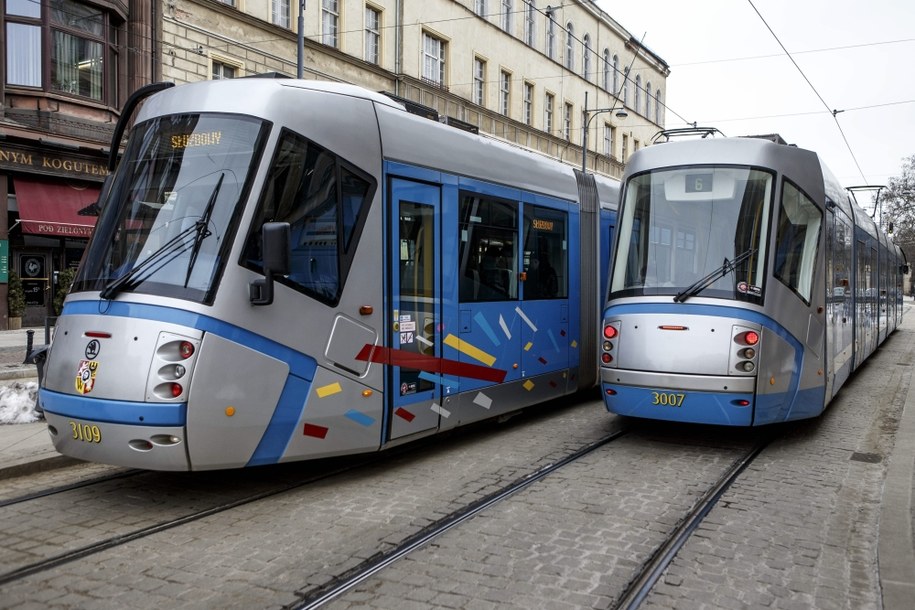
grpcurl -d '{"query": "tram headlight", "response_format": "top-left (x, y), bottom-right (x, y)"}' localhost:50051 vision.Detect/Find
top-left (603, 340), bottom-right (613, 351)
top-left (738, 361), bottom-right (755, 372)
top-left (603, 324), bottom-right (618, 339)
top-left (740, 347), bottom-right (756, 359)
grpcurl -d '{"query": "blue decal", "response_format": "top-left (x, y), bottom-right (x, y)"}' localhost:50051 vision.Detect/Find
top-left (345, 409), bottom-right (376, 427)
top-left (474, 311), bottom-right (501, 347)
top-left (246, 375), bottom-right (310, 466)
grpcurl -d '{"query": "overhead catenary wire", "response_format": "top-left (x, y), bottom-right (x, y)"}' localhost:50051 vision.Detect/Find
top-left (747, 0), bottom-right (869, 183)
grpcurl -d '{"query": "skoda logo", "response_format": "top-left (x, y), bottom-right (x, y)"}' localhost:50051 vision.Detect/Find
top-left (85, 340), bottom-right (101, 360)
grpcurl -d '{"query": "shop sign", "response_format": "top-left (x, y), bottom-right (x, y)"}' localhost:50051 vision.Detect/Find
top-left (0, 144), bottom-right (109, 180)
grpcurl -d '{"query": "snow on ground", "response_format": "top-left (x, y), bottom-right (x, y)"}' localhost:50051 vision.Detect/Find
top-left (0, 381), bottom-right (41, 425)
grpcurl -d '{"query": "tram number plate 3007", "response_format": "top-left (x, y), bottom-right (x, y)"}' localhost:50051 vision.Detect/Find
top-left (69, 421), bottom-right (102, 444)
top-left (651, 391), bottom-right (686, 408)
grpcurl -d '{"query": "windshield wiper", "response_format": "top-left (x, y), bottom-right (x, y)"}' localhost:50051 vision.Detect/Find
top-left (673, 248), bottom-right (757, 303)
top-left (99, 224), bottom-right (200, 300)
top-left (183, 173), bottom-right (223, 288)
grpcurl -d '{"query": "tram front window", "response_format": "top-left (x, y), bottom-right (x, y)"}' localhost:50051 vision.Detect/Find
top-left (74, 114), bottom-right (269, 303)
top-left (610, 166), bottom-right (773, 302)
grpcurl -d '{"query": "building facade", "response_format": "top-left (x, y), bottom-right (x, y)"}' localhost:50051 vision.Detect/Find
top-left (162, 0), bottom-right (668, 173)
top-left (1, 0), bottom-right (158, 327)
top-left (1, 0), bottom-right (668, 328)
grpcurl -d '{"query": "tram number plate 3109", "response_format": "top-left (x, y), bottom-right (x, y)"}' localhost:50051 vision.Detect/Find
top-left (651, 391), bottom-right (686, 408)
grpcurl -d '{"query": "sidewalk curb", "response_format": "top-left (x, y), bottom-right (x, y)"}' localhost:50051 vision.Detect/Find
top-left (0, 456), bottom-right (83, 481)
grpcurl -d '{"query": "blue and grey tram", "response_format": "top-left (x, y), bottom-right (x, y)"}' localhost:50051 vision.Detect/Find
top-left (600, 137), bottom-right (906, 426)
top-left (39, 78), bottom-right (619, 470)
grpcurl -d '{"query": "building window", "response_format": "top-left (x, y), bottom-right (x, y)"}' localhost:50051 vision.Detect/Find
top-left (645, 81), bottom-right (652, 118)
top-left (656, 89), bottom-right (662, 124)
top-left (603, 49), bottom-right (610, 91)
top-left (524, 1), bottom-right (536, 46)
top-left (565, 23), bottom-right (574, 71)
top-left (583, 34), bottom-right (591, 80)
top-left (272, 0), bottom-right (290, 28)
top-left (322, 0), bottom-right (339, 47)
top-left (215, 0), bottom-right (236, 4)
top-left (563, 102), bottom-right (572, 141)
top-left (212, 61), bottom-right (237, 80)
top-left (500, 70), bottom-right (511, 116)
top-left (603, 123), bottom-right (612, 156)
top-left (6, 0), bottom-right (120, 104)
top-left (422, 32), bottom-right (445, 86)
top-left (475, 0), bottom-right (486, 16)
top-left (623, 68), bottom-right (629, 106)
top-left (501, 0), bottom-right (512, 33)
top-left (365, 7), bottom-right (381, 64)
top-left (523, 82), bottom-right (533, 125)
top-left (544, 92), bottom-right (554, 134)
top-left (622, 134), bottom-right (629, 160)
top-left (546, 9), bottom-right (556, 60)
top-left (473, 57), bottom-right (486, 106)
top-left (635, 75), bottom-right (641, 114)
top-left (612, 55), bottom-right (619, 94)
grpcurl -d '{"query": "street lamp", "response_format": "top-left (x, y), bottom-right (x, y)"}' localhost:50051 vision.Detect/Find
top-left (581, 90), bottom-right (628, 173)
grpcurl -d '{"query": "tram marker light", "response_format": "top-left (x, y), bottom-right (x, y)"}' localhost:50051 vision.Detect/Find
top-left (603, 325), bottom-right (618, 339)
top-left (179, 341), bottom-right (195, 359)
top-left (170, 383), bottom-right (183, 398)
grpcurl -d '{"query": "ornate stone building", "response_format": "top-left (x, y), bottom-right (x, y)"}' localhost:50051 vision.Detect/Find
top-left (0, 0), bottom-right (668, 327)
top-left (1, 0), bottom-right (158, 326)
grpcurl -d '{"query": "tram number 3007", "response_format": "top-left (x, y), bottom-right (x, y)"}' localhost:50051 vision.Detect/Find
top-left (651, 391), bottom-right (686, 408)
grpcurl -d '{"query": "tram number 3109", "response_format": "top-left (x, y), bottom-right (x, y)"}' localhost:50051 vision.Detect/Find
top-left (651, 391), bottom-right (686, 407)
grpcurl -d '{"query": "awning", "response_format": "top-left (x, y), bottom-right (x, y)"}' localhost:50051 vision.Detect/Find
top-left (14, 178), bottom-right (100, 238)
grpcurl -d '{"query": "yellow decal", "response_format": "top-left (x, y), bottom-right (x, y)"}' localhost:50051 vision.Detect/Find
top-left (443, 334), bottom-right (496, 367)
top-left (316, 382), bottom-right (343, 398)
top-left (523, 380), bottom-right (535, 391)
top-left (524, 341), bottom-right (533, 352)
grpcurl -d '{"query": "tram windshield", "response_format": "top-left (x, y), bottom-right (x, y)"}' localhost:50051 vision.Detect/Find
top-left (610, 166), bottom-right (773, 302)
top-left (74, 113), bottom-right (269, 303)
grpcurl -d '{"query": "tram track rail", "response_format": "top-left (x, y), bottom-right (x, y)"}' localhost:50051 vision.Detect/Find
top-left (287, 428), bottom-right (630, 609)
top-left (0, 457), bottom-right (376, 588)
top-left (613, 431), bottom-right (776, 609)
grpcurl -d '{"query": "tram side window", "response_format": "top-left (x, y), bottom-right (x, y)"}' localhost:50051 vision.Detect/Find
top-left (459, 194), bottom-right (518, 301)
top-left (774, 181), bottom-right (821, 303)
top-left (523, 206), bottom-right (568, 299)
top-left (242, 128), bottom-right (375, 306)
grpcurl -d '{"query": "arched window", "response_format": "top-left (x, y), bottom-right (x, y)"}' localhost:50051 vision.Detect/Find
top-left (583, 34), bottom-right (592, 80)
top-left (546, 8), bottom-right (556, 60)
top-left (565, 23), bottom-right (574, 71)
top-left (623, 67), bottom-right (629, 106)
top-left (524, 0), bottom-right (536, 46)
top-left (635, 75), bottom-right (641, 114)
top-left (645, 81), bottom-right (652, 118)
top-left (603, 49), bottom-right (610, 90)
top-left (656, 89), bottom-right (662, 124)
top-left (612, 55), bottom-right (619, 94)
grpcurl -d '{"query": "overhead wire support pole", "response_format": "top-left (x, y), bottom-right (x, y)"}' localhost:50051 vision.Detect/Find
top-left (297, 1), bottom-right (306, 78)
top-left (581, 33), bottom-right (644, 173)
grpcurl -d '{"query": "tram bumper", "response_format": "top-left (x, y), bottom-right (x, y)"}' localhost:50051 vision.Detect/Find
top-left (600, 369), bottom-right (756, 426)
top-left (43, 410), bottom-right (189, 471)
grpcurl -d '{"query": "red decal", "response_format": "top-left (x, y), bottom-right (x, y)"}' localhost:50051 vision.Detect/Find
top-left (549, 380), bottom-right (558, 388)
top-left (538, 356), bottom-right (548, 365)
top-left (560, 330), bottom-right (566, 337)
top-left (356, 345), bottom-right (507, 383)
top-left (395, 407), bottom-right (415, 422)
top-left (303, 423), bottom-right (329, 439)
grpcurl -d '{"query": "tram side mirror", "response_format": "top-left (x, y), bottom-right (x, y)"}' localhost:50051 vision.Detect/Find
top-left (250, 222), bottom-right (290, 306)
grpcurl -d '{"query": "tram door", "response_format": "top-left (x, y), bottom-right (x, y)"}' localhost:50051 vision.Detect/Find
top-left (387, 179), bottom-right (442, 441)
